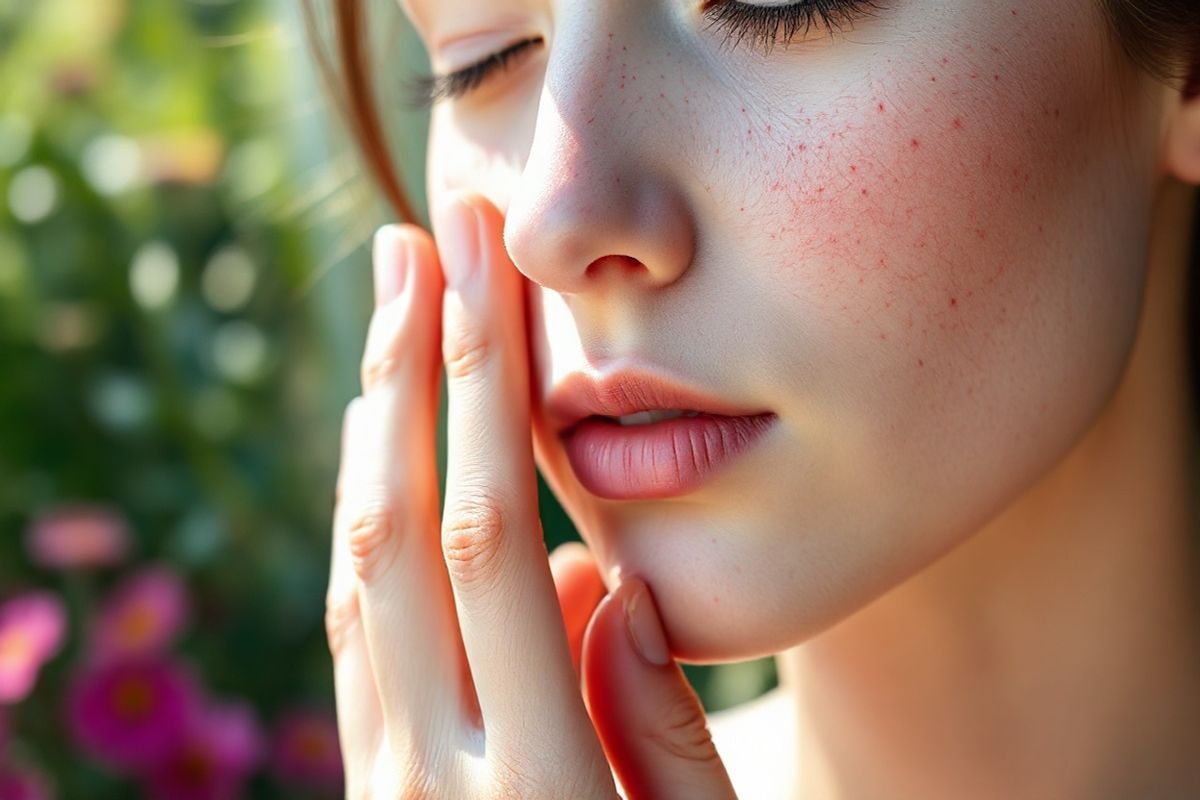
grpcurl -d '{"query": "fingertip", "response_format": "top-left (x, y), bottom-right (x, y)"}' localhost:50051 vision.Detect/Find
top-left (548, 540), bottom-right (592, 570)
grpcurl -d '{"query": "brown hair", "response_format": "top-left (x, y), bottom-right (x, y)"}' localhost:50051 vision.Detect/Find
top-left (302, 0), bottom-right (1198, 226)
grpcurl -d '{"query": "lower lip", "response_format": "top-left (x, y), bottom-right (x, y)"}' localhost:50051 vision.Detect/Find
top-left (560, 412), bottom-right (779, 500)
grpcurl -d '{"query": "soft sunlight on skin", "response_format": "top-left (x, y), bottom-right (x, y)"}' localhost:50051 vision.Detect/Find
top-left (417, 1), bottom-right (1164, 659)
top-left (332, 0), bottom-right (1200, 797)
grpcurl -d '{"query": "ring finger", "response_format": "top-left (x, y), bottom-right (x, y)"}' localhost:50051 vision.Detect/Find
top-left (343, 224), bottom-right (467, 765)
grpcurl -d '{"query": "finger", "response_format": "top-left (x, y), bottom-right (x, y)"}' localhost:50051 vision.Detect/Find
top-left (582, 577), bottom-right (738, 800)
top-left (327, 396), bottom-right (383, 787)
top-left (346, 224), bottom-right (466, 761)
top-left (548, 542), bottom-right (607, 679)
top-left (435, 194), bottom-right (609, 771)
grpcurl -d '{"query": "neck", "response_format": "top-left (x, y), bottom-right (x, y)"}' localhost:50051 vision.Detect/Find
top-left (777, 178), bottom-right (1200, 800)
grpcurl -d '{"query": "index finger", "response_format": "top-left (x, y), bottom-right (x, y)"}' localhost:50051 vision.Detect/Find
top-left (433, 194), bottom-right (610, 775)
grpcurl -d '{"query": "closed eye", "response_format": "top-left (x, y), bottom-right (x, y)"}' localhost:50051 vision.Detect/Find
top-left (405, 36), bottom-right (543, 110)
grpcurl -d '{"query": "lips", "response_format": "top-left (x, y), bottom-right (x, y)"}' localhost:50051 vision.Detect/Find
top-left (546, 367), bottom-right (778, 499)
top-left (546, 368), bottom-right (772, 435)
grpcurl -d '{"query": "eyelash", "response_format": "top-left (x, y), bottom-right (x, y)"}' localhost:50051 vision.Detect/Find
top-left (405, 0), bottom-right (878, 109)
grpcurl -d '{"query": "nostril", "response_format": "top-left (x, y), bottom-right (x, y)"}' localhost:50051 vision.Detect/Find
top-left (584, 254), bottom-right (646, 280)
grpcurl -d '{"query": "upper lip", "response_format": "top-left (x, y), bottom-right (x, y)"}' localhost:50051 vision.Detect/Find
top-left (546, 366), bottom-right (774, 435)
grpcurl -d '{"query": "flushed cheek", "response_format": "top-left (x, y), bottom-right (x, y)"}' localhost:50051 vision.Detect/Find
top-left (744, 20), bottom-right (1150, 486)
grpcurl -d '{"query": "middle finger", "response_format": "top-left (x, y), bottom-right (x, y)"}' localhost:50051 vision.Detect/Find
top-left (435, 194), bottom-right (608, 771)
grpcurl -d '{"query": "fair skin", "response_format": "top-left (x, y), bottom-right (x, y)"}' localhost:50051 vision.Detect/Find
top-left (327, 1), bottom-right (1200, 797)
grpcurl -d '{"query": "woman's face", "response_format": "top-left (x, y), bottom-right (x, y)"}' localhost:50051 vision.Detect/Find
top-left (402, 0), bottom-right (1166, 662)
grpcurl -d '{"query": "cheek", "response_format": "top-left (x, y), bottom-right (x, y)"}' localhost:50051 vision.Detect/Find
top-left (670, 9), bottom-right (1162, 627)
top-left (740, 11), bottom-right (1152, 452)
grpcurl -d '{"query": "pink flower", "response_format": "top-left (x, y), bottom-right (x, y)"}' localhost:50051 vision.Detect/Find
top-left (26, 505), bottom-right (130, 570)
top-left (91, 566), bottom-right (188, 660)
top-left (65, 657), bottom-right (197, 771)
top-left (0, 760), bottom-right (52, 800)
top-left (143, 699), bottom-right (264, 800)
top-left (0, 592), bottom-right (67, 704)
top-left (269, 708), bottom-right (343, 791)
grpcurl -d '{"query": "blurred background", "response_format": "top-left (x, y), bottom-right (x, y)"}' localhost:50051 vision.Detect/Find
top-left (0, 0), bottom-right (776, 796)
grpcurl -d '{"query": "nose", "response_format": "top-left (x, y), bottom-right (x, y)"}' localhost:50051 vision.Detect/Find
top-left (502, 17), bottom-right (696, 296)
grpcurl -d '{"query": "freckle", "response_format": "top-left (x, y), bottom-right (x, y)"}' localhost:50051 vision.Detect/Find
top-left (1011, 8), bottom-right (1018, 14)
top-left (798, 143), bottom-right (806, 151)
top-left (910, 138), bottom-right (921, 150)
top-left (970, 72), bottom-right (979, 79)
top-left (859, 276), bottom-right (864, 284)
top-left (878, 102), bottom-right (886, 113)
top-left (918, 358), bottom-right (925, 367)
top-left (861, 188), bottom-right (869, 196)
top-left (949, 297), bottom-right (958, 308)
top-left (586, 115), bottom-right (595, 124)
top-left (850, 164), bottom-right (858, 173)
top-left (930, 76), bottom-right (937, 82)
top-left (817, 186), bottom-right (825, 193)
top-left (994, 74), bottom-right (1001, 82)
top-left (739, 207), bottom-right (745, 212)
top-left (941, 57), bottom-right (949, 65)
top-left (953, 117), bottom-right (963, 129)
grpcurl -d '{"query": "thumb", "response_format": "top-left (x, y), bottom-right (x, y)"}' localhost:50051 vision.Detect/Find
top-left (581, 577), bottom-right (738, 800)
top-left (548, 541), bottom-right (606, 678)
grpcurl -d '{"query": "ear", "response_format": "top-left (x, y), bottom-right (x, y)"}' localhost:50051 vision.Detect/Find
top-left (1163, 65), bottom-right (1200, 184)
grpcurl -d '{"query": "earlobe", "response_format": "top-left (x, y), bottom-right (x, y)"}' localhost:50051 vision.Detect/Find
top-left (1163, 64), bottom-right (1200, 185)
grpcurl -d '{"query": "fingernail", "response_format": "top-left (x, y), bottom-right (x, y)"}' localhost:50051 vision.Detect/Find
top-left (432, 197), bottom-right (480, 291)
top-left (623, 577), bottom-right (670, 667)
top-left (372, 225), bottom-right (410, 306)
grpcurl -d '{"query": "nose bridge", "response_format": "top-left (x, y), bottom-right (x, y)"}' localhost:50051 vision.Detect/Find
top-left (503, 7), bottom-right (695, 294)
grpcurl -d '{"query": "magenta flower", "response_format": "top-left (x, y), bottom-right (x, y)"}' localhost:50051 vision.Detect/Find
top-left (270, 707), bottom-right (342, 790)
top-left (91, 565), bottom-right (188, 660)
top-left (26, 505), bottom-right (130, 570)
top-left (143, 699), bottom-right (264, 800)
top-left (0, 761), bottom-right (52, 800)
top-left (65, 657), bottom-right (197, 770)
top-left (0, 591), bottom-right (67, 704)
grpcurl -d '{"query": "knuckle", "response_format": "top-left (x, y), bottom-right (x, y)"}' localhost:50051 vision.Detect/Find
top-left (347, 499), bottom-right (402, 583)
top-left (360, 304), bottom-right (417, 393)
top-left (361, 349), bottom-right (404, 394)
top-left (323, 588), bottom-right (361, 659)
top-left (442, 493), bottom-right (508, 591)
top-left (646, 694), bottom-right (722, 766)
top-left (442, 318), bottom-right (493, 382)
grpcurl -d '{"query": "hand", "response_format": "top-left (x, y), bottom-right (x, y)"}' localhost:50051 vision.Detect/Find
top-left (326, 193), bottom-right (741, 799)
